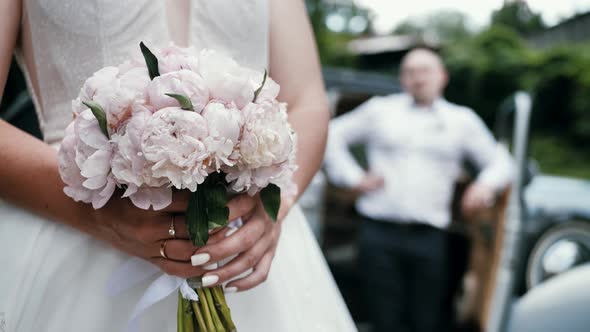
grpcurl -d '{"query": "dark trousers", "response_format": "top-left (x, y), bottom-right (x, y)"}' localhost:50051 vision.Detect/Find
top-left (358, 217), bottom-right (455, 332)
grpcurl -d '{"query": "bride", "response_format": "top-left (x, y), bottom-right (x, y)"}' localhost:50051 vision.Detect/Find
top-left (0, 0), bottom-right (356, 331)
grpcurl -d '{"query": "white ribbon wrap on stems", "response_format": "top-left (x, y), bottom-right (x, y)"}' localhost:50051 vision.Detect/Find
top-left (107, 257), bottom-right (188, 332)
top-left (106, 219), bottom-right (243, 332)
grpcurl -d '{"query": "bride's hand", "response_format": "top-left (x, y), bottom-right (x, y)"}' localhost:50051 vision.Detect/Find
top-left (191, 196), bottom-right (295, 292)
top-left (90, 191), bottom-right (257, 279)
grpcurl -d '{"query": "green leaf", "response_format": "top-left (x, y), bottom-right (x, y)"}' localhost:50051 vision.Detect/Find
top-left (165, 93), bottom-right (194, 111)
top-left (186, 190), bottom-right (209, 246)
top-left (204, 183), bottom-right (229, 229)
top-left (252, 69), bottom-right (267, 102)
top-left (82, 101), bottom-right (109, 138)
top-left (260, 183), bottom-right (281, 222)
top-left (140, 41), bottom-right (160, 80)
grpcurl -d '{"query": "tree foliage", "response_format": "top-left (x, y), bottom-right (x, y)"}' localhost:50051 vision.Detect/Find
top-left (393, 10), bottom-right (473, 43)
top-left (443, 25), bottom-right (590, 146)
top-left (491, 1), bottom-right (545, 35)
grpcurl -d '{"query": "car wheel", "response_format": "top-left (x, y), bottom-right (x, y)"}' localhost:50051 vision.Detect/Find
top-left (526, 221), bottom-right (590, 290)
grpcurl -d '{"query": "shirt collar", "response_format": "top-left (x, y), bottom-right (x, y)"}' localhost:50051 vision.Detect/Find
top-left (403, 93), bottom-right (446, 112)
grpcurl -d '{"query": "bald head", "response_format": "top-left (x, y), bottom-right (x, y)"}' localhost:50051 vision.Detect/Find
top-left (401, 48), bottom-right (445, 70)
top-left (400, 48), bottom-right (448, 106)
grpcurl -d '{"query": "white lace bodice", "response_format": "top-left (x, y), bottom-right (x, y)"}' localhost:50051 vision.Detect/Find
top-left (16, 0), bottom-right (269, 146)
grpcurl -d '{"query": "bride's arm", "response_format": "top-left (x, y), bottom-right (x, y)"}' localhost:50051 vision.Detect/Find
top-left (0, 0), bottom-right (89, 227)
top-left (269, 0), bottom-right (329, 207)
top-left (0, 0), bottom-right (90, 225)
top-left (0, 0), bottom-right (257, 278)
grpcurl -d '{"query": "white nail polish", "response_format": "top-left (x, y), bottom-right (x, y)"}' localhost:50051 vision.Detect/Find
top-left (224, 287), bottom-right (238, 293)
top-left (191, 253), bottom-right (210, 266)
top-left (225, 227), bottom-right (238, 237)
top-left (202, 275), bottom-right (219, 287)
top-left (203, 263), bottom-right (218, 271)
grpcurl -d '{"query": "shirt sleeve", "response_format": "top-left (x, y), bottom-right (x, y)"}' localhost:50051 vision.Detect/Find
top-left (323, 98), bottom-right (377, 188)
top-left (461, 109), bottom-right (515, 192)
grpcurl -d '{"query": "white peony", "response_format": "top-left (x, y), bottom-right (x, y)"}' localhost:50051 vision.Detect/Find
top-left (201, 101), bottom-right (242, 169)
top-left (225, 101), bottom-right (298, 196)
top-left (141, 107), bottom-right (210, 191)
top-left (239, 101), bottom-right (295, 168)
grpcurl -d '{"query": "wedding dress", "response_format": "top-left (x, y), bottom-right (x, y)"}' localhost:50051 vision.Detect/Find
top-left (0, 0), bottom-right (357, 331)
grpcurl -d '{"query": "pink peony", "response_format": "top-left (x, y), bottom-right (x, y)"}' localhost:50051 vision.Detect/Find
top-left (72, 66), bottom-right (150, 133)
top-left (58, 109), bottom-right (116, 209)
top-left (60, 43), bottom-right (299, 213)
top-left (110, 108), bottom-right (172, 210)
top-left (252, 74), bottom-right (280, 103)
top-left (225, 162), bottom-right (298, 197)
top-left (117, 58), bottom-right (146, 75)
top-left (141, 107), bottom-right (210, 191)
top-left (156, 44), bottom-right (200, 74)
top-left (198, 49), bottom-right (258, 109)
top-left (147, 69), bottom-right (209, 112)
top-left (72, 67), bottom-right (118, 114)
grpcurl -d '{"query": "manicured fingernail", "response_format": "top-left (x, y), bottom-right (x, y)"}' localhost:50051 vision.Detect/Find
top-left (224, 287), bottom-right (238, 293)
top-left (225, 227), bottom-right (238, 237)
top-left (202, 275), bottom-right (219, 287)
top-left (191, 253), bottom-right (210, 266)
top-left (203, 262), bottom-right (218, 271)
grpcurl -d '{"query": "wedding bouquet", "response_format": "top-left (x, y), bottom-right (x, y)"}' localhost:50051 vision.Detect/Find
top-left (58, 42), bottom-right (297, 332)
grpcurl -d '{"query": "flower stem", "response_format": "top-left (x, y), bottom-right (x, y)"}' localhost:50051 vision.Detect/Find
top-left (177, 291), bottom-right (185, 332)
top-left (192, 300), bottom-right (207, 332)
top-left (212, 286), bottom-right (236, 332)
top-left (182, 298), bottom-right (195, 332)
top-left (204, 287), bottom-right (226, 332)
top-left (196, 288), bottom-right (215, 332)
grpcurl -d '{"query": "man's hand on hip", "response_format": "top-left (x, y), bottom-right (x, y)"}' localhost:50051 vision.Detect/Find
top-left (461, 183), bottom-right (495, 219)
top-left (354, 173), bottom-right (385, 194)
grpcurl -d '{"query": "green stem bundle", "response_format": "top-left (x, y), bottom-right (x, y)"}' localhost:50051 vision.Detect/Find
top-left (178, 286), bottom-right (237, 332)
top-left (204, 288), bottom-right (226, 332)
top-left (212, 286), bottom-right (236, 332)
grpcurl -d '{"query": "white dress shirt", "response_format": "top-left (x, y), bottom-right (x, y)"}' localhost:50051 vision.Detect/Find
top-left (324, 93), bottom-right (513, 229)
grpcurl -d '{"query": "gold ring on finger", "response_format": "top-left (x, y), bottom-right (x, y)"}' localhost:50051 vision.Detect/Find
top-left (160, 240), bottom-right (169, 259)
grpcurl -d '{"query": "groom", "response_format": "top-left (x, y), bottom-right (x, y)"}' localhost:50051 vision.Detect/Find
top-left (324, 48), bottom-right (513, 332)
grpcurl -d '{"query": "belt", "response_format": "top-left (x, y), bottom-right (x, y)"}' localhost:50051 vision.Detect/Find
top-left (361, 215), bottom-right (441, 232)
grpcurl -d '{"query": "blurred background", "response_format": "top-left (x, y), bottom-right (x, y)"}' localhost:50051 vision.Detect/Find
top-left (308, 0), bottom-right (590, 179)
top-left (304, 0), bottom-right (590, 331)
top-left (2, 1), bottom-right (590, 331)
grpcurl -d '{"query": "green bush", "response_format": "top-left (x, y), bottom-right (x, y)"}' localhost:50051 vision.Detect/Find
top-left (531, 46), bottom-right (590, 142)
top-left (443, 25), bottom-right (590, 146)
top-left (443, 26), bottom-right (531, 125)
